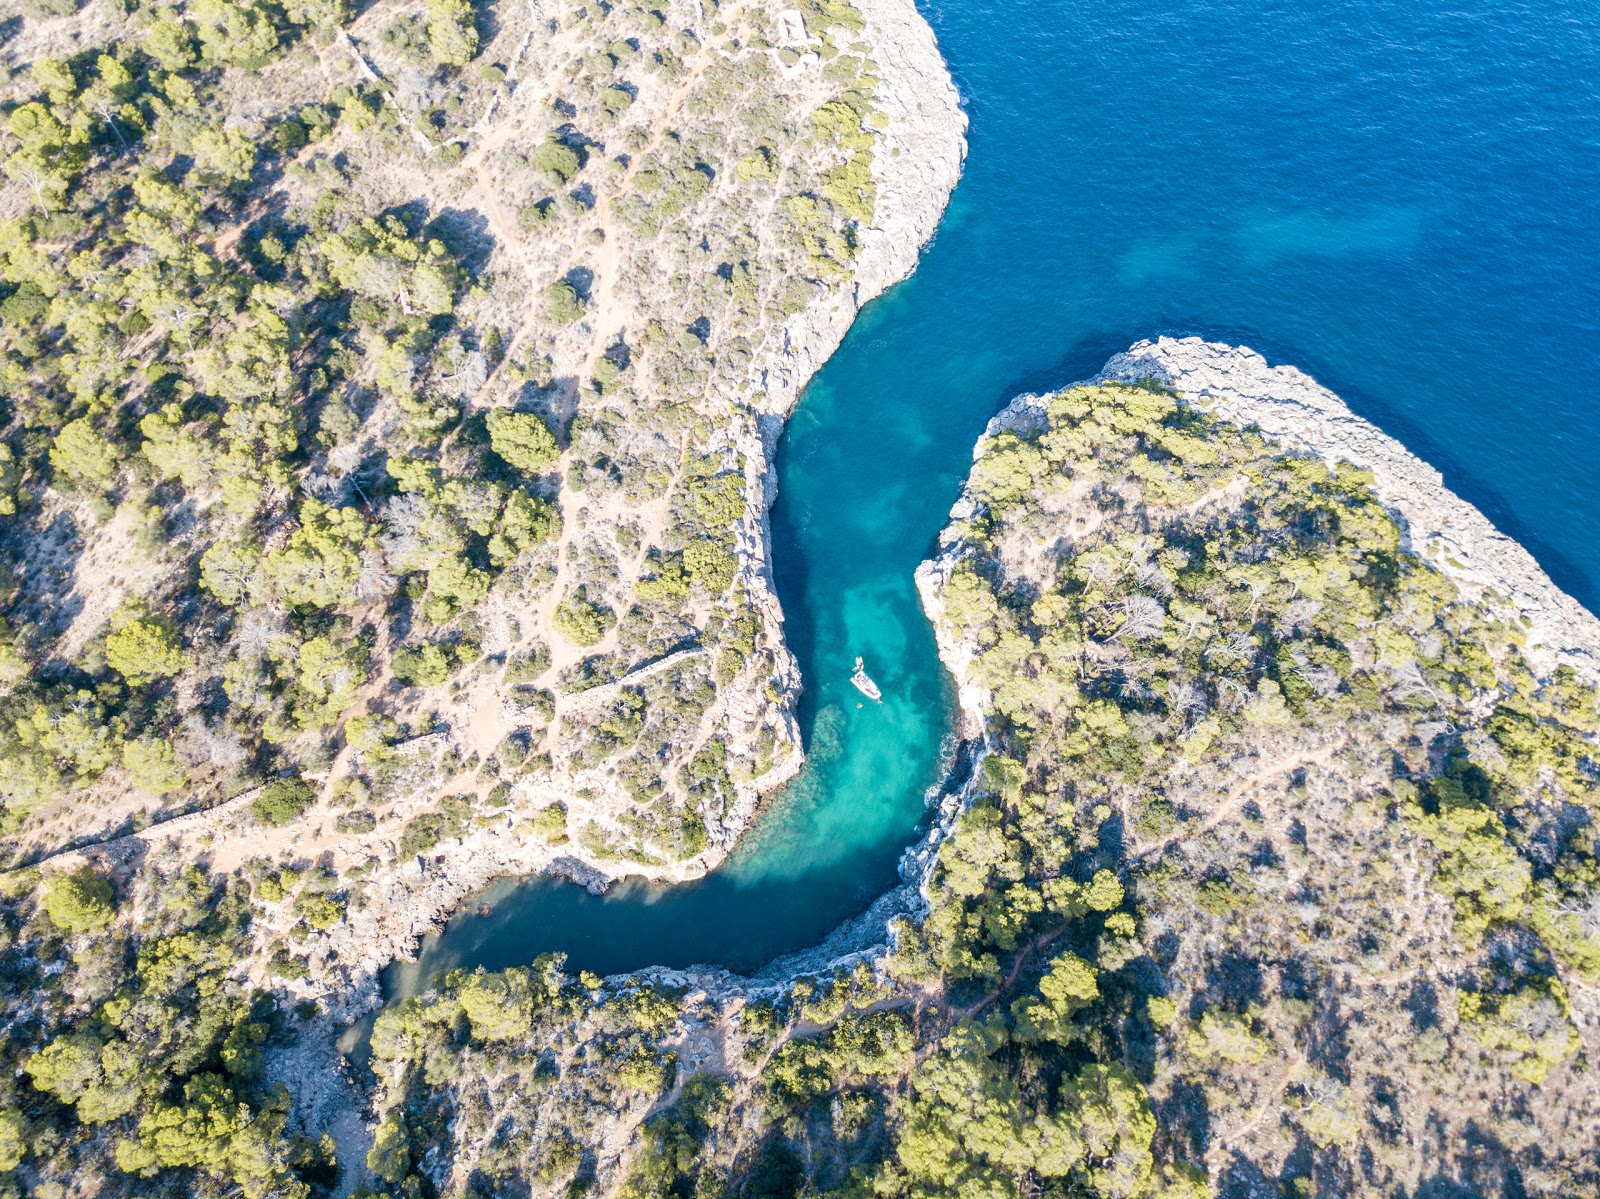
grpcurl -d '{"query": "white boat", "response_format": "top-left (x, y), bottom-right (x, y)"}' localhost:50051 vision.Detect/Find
top-left (850, 656), bottom-right (882, 702)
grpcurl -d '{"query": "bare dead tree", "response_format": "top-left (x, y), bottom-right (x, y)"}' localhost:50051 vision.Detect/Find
top-left (95, 101), bottom-right (129, 149)
top-left (1302, 663), bottom-right (1343, 700)
top-left (1217, 676), bottom-right (1249, 712)
top-left (178, 715), bottom-right (247, 773)
top-left (12, 161), bottom-right (54, 214)
top-left (1080, 554), bottom-right (1116, 586)
top-left (1206, 631), bottom-right (1256, 668)
top-left (1551, 889), bottom-right (1600, 940)
top-left (379, 494), bottom-right (432, 570)
top-left (1117, 673), bottom-right (1154, 702)
top-left (1275, 598), bottom-right (1324, 639)
top-left (1389, 659), bottom-right (1440, 707)
top-left (1167, 679), bottom-right (1209, 724)
top-left (232, 607), bottom-right (284, 659)
top-left (1134, 557), bottom-right (1174, 597)
top-left (355, 549), bottom-right (396, 603)
top-left (1111, 593), bottom-right (1165, 642)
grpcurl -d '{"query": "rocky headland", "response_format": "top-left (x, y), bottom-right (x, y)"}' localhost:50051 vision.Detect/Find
top-left (1097, 338), bottom-right (1600, 678)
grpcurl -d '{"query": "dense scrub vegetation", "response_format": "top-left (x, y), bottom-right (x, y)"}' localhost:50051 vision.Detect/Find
top-left (350, 381), bottom-right (1600, 1198)
top-left (1, 0), bottom-right (898, 984)
top-left (0, 0), bottom-right (925, 1189)
top-left (0, 858), bottom-right (339, 1196)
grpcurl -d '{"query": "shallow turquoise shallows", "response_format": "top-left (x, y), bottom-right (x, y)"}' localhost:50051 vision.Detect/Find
top-left (386, 0), bottom-right (1600, 991)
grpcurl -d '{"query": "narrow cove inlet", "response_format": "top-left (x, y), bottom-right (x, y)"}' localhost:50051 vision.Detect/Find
top-left (389, 0), bottom-right (1600, 994)
top-left (9, 0), bottom-right (1600, 1189)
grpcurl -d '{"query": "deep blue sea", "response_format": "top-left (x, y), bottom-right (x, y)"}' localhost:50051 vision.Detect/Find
top-left (388, 0), bottom-right (1600, 992)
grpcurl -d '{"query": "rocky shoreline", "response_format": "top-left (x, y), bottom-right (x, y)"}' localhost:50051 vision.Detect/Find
top-left (292, 329), bottom-right (1600, 1018)
top-left (1097, 338), bottom-right (1600, 679)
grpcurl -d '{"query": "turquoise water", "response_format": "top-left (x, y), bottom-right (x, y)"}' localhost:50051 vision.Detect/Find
top-left (388, 0), bottom-right (1600, 989)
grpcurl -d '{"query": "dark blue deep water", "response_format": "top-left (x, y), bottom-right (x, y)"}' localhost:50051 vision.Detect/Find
top-left (388, 0), bottom-right (1600, 992)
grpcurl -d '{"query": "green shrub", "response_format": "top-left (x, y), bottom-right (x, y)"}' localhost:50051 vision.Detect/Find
top-left (1459, 980), bottom-right (1581, 1083)
top-left (531, 803), bottom-right (568, 843)
top-left (41, 868), bottom-right (116, 933)
top-left (295, 890), bottom-right (346, 930)
top-left (736, 146), bottom-right (778, 183)
top-left (393, 643), bottom-right (453, 687)
top-left (505, 646), bottom-right (552, 683)
top-left (545, 280), bottom-right (585, 324)
top-left (123, 738), bottom-right (187, 795)
top-left (257, 869), bottom-right (298, 903)
top-left (336, 809), bottom-right (377, 834)
top-left (252, 778), bottom-right (316, 826)
top-left (498, 732), bottom-right (529, 769)
top-left (518, 200), bottom-right (554, 231)
top-left (1186, 1011), bottom-right (1271, 1065)
top-left (487, 410), bottom-right (560, 471)
top-left (426, 0), bottom-right (479, 65)
top-left (104, 617), bottom-right (186, 685)
top-left (554, 596), bottom-right (615, 646)
top-left (683, 539), bottom-right (736, 593)
top-left (530, 140), bottom-right (582, 184)
top-left (399, 813), bottom-right (447, 857)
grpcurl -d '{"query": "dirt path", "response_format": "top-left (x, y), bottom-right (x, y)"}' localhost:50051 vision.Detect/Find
top-left (1136, 735), bottom-right (1349, 862)
top-left (1203, 1050), bottom-right (1305, 1171)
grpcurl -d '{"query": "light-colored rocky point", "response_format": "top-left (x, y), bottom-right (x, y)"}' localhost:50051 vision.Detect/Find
top-left (1097, 337), bottom-right (1600, 677)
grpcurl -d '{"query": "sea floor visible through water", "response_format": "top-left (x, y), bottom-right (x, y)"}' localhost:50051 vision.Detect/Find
top-left (386, 0), bottom-right (1600, 994)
